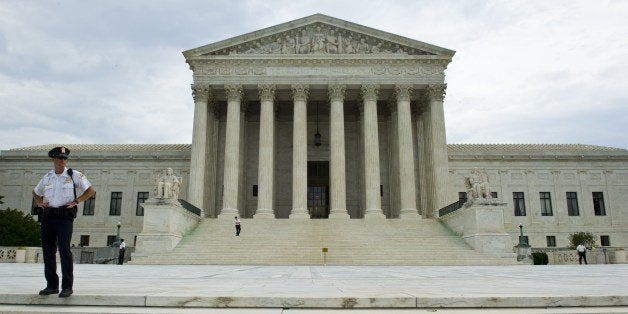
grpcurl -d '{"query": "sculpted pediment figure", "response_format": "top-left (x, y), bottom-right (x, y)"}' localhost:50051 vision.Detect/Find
top-left (183, 14), bottom-right (455, 58)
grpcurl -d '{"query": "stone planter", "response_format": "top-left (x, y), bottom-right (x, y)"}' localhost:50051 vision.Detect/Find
top-left (15, 249), bottom-right (26, 263)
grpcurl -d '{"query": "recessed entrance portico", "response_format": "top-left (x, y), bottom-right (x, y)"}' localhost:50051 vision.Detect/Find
top-left (183, 14), bottom-right (454, 220)
top-left (308, 161), bottom-right (329, 219)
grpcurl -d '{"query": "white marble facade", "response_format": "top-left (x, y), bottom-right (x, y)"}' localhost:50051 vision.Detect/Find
top-left (0, 15), bottom-right (627, 250)
top-left (185, 14), bottom-right (452, 220)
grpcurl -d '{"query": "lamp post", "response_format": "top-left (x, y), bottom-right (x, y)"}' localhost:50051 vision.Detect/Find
top-left (516, 223), bottom-right (532, 263)
top-left (115, 221), bottom-right (121, 246)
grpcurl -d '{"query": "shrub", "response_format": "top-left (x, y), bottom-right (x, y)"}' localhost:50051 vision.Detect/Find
top-left (0, 208), bottom-right (41, 246)
top-left (568, 232), bottom-right (596, 250)
top-left (532, 252), bottom-right (549, 265)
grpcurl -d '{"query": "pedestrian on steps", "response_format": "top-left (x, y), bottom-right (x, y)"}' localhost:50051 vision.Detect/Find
top-left (235, 216), bottom-right (241, 236)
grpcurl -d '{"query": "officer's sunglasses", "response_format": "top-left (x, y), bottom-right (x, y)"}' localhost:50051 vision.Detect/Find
top-left (54, 157), bottom-right (68, 160)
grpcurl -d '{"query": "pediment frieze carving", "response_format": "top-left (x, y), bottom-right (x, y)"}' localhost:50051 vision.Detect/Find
top-left (204, 22), bottom-right (435, 56)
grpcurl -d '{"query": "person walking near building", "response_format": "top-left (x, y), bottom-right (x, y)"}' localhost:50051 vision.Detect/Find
top-left (235, 216), bottom-right (241, 236)
top-left (577, 243), bottom-right (588, 264)
top-left (118, 239), bottom-right (126, 265)
top-left (33, 146), bottom-right (95, 298)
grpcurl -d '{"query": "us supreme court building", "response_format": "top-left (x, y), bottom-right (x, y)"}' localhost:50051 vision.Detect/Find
top-left (1, 14), bottom-right (627, 264)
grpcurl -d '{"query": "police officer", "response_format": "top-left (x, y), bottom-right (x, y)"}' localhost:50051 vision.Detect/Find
top-left (32, 146), bottom-right (95, 298)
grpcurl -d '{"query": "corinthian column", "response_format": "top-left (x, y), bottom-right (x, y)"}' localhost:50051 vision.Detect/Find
top-left (361, 84), bottom-right (385, 219)
top-left (255, 84), bottom-right (276, 218)
top-left (395, 84), bottom-right (420, 218)
top-left (219, 84), bottom-right (243, 218)
top-left (289, 84), bottom-right (309, 219)
top-left (425, 84), bottom-right (449, 217)
top-left (189, 84), bottom-right (211, 216)
top-left (328, 84), bottom-right (349, 219)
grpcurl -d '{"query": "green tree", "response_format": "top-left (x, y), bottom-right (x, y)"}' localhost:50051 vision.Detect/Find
top-left (568, 232), bottom-right (596, 250)
top-left (0, 196), bottom-right (41, 246)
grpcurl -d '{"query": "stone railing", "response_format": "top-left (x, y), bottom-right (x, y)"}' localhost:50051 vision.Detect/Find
top-left (438, 200), bottom-right (464, 217)
top-left (0, 246), bottom-right (133, 264)
top-left (0, 247), bottom-right (39, 263)
top-left (178, 198), bottom-right (202, 216)
top-left (533, 247), bottom-right (626, 264)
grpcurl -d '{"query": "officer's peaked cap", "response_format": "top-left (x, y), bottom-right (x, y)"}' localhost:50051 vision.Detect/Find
top-left (48, 146), bottom-right (70, 158)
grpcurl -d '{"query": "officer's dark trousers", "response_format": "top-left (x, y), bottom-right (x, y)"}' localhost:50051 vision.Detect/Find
top-left (118, 249), bottom-right (125, 265)
top-left (41, 217), bottom-right (74, 290)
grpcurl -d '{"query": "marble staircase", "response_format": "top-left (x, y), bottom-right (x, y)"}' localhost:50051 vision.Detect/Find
top-left (132, 218), bottom-right (518, 265)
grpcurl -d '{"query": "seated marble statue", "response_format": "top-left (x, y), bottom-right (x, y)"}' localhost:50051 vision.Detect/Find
top-left (464, 167), bottom-right (492, 201)
top-left (155, 168), bottom-right (181, 199)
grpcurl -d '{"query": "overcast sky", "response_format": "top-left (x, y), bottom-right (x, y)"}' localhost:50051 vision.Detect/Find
top-left (1, 0), bottom-right (626, 151)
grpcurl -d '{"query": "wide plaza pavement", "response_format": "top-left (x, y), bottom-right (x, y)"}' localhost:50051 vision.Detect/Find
top-left (0, 263), bottom-right (627, 313)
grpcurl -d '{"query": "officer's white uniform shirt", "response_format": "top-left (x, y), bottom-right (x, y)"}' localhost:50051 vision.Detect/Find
top-left (34, 167), bottom-right (92, 208)
top-left (119, 242), bottom-right (126, 250)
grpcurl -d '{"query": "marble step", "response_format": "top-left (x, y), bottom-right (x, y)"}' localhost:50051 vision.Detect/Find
top-left (133, 218), bottom-right (516, 265)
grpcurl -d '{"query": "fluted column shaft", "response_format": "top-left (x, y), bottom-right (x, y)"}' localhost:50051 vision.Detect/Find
top-left (290, 84), bottom-right (309, 218)
top-left (189, 84), bottom-right (211, 216)
top-left (328, 84), bottom-right (349, 219)
top-left (255, 84), bottom-right (276, 218)
top-left (395, 85), bottom-right (419, 218)
top-left (220, 84), bottom-right (243, 218)
top-left (425, 84), bottom-right (449, 217)
top-left (361, 84), bottom-right (385, 218)
top-left (415, 110), bottom-right (427, 218)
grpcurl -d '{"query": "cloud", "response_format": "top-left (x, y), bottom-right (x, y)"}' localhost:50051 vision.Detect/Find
top-left (0, 0), bottom-right (626, 151)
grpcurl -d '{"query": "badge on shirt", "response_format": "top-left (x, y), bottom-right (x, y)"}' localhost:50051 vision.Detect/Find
top-left (65, 177), bottom-right (72, 183)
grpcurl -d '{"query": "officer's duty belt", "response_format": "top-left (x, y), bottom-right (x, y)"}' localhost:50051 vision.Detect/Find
top-left (39, 206), bottom-right (77, 219)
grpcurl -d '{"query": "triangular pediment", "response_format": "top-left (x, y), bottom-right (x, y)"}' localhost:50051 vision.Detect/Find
top-left (184, 14), bottom-right (455, 58)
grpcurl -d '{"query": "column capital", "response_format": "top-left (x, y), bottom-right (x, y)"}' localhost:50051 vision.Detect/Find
top-left (225, 84), bottom-right (244, 102)
top-left (394, 84), bottom-right (413, 102)
top-left (360, 84), bottom-right (380, 102)
top-left (258, 84), bottom-right (276, 102)
top-left (427, 84), bottom-right (447, 102)
top-left (191, 84), bottom-right (211, 103)
top-left (328, 84), bottom-right (346, 102)
top-left (291, 84), bottom-right (309, 102)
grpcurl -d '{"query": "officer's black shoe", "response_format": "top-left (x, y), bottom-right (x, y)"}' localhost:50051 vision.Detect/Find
top-left (39, 288), bottom-right (59, 295)
top-left (58, 289), bottom-right (73, 298)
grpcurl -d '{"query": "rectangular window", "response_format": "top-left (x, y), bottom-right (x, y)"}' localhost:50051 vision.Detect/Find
top-left (491, 191), bottom-right (498, 199)
top-left (106, 235), bottom-right (117, 246)
top-left (109, 192), bottom-right (122, 216)
top-left (380, 185), bottom-right (383, 197)
top-left (252, 185), bottom-right (258, 197)
top-left (600, 235), bottom-right (610, 246)
top-left (566, 192), bottom-right (579, 216)
top-left (80, 235), bottom-right (90, 247)
top-left (539, 192), bottom-right (553, 216)
top-left (593, 192), bottom-right (606, 216)
top-left (83, 193), bottom-right (96, 216)
top-left (136, 192), bottom-right (149, 216)
top-left (458, 192), bottom-right (468, 205)
top-left (546, 236), bottom-right (556, 247)
top-left (513, 192), bottom-right (526, 216)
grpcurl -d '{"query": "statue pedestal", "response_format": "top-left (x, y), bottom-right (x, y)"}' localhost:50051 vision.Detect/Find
top-left (516, 243), bottom-right (533, 264)
top-left (133, 198), bottom-right (200, 261)
top-left (439, 201), bottom-right (514, 257)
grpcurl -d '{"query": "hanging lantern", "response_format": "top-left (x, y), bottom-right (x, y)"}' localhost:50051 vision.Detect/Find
top-left (314, 101), bottom-right (322, 146)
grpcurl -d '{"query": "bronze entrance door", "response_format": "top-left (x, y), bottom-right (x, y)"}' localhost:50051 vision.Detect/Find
top-left (307, 161), bottom-right (329, 218)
